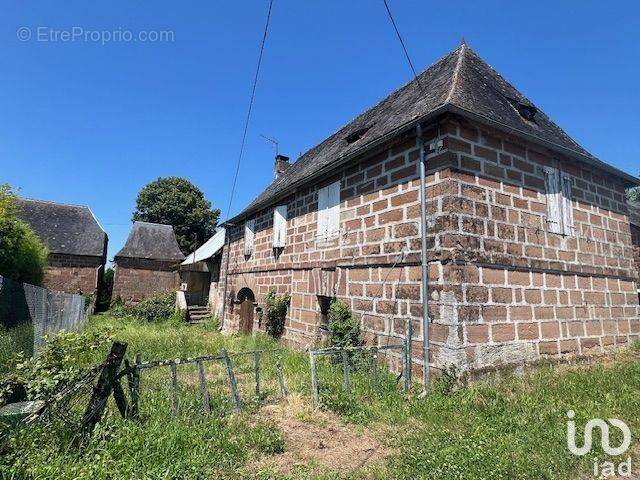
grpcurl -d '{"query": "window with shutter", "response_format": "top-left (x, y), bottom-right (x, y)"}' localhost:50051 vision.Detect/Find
top-left (317, 180), bottom-right (341, 241)
top-left (244, 219), bottom-right (255, 256)
top-left (560, 173), bottom-right (574, 236)
top-left (544, 167), bottom-right (563, 234)
top-left (273, 205), bottom-right (287, 248)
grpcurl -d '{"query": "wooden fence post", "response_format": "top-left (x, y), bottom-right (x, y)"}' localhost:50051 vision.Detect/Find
top-left (197, 360), bottom-right (211, 415)
top-left (222, 350), bottom-right (242, 412)
top-left (309, 348), bottom-right (319, 409)
top-left (342, 350), bottom-right (351, 396)
top-left (404, 317), bottom-right (413, 394)
top-left (80, 341), bottom-right (127, 434)
top-left (169, 364), bottom-right (179, 416)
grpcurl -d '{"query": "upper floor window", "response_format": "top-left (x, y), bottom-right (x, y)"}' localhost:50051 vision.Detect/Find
top-left (317, 180), bottom-right (341, 241)
top-left (544, 167), bottom-right (574, 236)
top-left (273, 205), bottom-right (287, 248)
top-left (244, 218), bottom-right (255, 256)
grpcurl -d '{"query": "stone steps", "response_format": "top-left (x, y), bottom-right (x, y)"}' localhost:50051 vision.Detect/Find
top-left (187, 306), bottom-right (211, 324)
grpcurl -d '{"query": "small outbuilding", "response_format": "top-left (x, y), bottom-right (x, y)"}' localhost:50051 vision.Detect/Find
top-left (17, 198), bottom-right (108, 295)
top-left (112, 221), bottom-right (185, 303)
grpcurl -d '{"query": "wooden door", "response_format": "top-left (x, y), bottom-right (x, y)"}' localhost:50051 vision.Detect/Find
top-left (239, 297), bottom-right (254, 333)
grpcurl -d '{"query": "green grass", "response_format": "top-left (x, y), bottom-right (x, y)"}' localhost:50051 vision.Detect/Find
top-left (2, 314), bottom-right (640, 479)
top-left (0, 322), bottom-right (34, 372)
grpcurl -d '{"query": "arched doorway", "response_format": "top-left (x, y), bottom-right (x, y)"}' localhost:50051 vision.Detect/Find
top-left (237, 288), bottom-right (255, 333)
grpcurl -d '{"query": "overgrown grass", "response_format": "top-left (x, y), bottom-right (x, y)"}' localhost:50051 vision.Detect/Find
top-left (2, 314), bottom-right (639, 479)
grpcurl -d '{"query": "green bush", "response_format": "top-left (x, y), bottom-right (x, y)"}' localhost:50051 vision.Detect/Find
top-left (110, 292), bottom-right (179, 324)
top-left (327, 299), bottom-right (362, 349)
top-left (0, 328), bottom-right (113, 404)
top-left (264, 291), bottom-right (290, 337)
top-left (0, 185), bottom-right (48, 285)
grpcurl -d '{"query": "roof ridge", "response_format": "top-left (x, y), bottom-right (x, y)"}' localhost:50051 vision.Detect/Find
top-left (444, 42), bottom-right (466, 104)
top-left (20, 197), bottom-right (91, 210)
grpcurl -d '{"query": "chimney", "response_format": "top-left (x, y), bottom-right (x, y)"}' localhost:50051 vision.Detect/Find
top-left (274, 154), bottom-right (290, 179)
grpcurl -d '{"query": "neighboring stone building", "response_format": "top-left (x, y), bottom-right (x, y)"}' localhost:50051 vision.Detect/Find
top-left (17, 198), bottom-right (108, 295)
top-left (218, 42), bottom-right (640, 379)
top-left (112, 221), bottom-right (185, 303)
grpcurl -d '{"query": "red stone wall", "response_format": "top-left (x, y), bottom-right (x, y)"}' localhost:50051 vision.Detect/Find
top-left (43, 254), bottom-right (103, 295)
top-left (112, 258), bottom-right (179, 304)
top-left (221, 115), bottom-right (640, 378)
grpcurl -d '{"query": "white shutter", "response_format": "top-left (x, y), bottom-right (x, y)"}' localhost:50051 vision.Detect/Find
top-left (317, 185), bottom-right (329, 240)
top-left (327, 181), bottom-right (341, 239)
top-left (561, 173), bottom-right (574, 236)
top-left (544, 167), bottom-right (563, 234)
top-left (244, 219), bottom-right (255, 256)
top-left (273, 205), bottom-right (287, 247)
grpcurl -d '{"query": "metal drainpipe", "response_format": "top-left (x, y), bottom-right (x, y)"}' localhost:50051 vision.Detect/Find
top-left (417, 124), bottom-right (431, 394)
top-left (220, 223), bottom-right (233, 331)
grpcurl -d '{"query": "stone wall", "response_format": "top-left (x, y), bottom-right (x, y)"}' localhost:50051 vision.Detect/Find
top-left (221, 114), bottom-right (640, 378)
top-left (112, 258), bottom-right (179, 304)
top-left (43, 253), bottom-right (103, 295)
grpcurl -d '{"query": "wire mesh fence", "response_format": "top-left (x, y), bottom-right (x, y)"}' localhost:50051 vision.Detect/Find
top-left (0, 274), bottom-right (89, 364)
top-left (130, 348), bottom-right (289, 420)
top-left (309, 318), bottom-right (413, 409)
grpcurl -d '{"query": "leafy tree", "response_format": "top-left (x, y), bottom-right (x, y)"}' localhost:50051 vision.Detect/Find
top-left (95, 267), bottom-right (114, 312)
top-left (627, 172), bottom-right (640, 202)
top-left (0, 185), bottom-right (48, 285)
top-left (132, 177), bottom-right (220, 254)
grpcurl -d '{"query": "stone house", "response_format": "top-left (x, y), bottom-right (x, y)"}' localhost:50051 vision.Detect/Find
top-left (218, 43), bottom-right (640, 379)
top-left (112, 221), bottom-right (185, 303)
top-left (17, 198), bottom-right (108, 295)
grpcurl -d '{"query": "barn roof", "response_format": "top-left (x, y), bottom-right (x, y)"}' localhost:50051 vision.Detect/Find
top-left (115, 221), bottom-right (185, 261)
top-left (233, 43), bottom-right (639, 221)
top-left (17, 198), bottom-right (107, 257)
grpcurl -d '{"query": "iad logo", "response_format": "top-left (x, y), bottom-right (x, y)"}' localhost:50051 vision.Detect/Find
top-left (566, 410), bottom-right (632, 477)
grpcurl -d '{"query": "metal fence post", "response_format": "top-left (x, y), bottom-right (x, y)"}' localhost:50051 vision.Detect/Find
top-left (404, 317), bottom-right (413, 394)
top-left (342, 350), bottom-right (351, 396)
top-left (309, 348), bottom-right (319, 409)
top-left (169, 363), bottom-right (179, 416)
top-left (222, 349), bottom-right (242, 412)
top-left (129, 354), bottom-right (142, 418)
top-left (253, 351), bottom-right (262, 403)
top-left (276, 356), bottom-right (287, 398)
top-left (197, 360), bottom-right (211, 415)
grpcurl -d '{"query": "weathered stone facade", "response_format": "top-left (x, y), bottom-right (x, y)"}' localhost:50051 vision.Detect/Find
top-left (44, 253), bottom-right (105, 295)
top-left (112, 258), bottom-right (180, 304)
top-left (113, 222), bottom-right (185, 304)
top-left (220, 115), bottom-right (639, 378)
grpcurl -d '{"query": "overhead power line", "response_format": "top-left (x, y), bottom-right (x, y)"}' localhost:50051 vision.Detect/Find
top-left (381, 0), bottom-right (423, 91)
top-left (225, 0), bottom-right (274, 220)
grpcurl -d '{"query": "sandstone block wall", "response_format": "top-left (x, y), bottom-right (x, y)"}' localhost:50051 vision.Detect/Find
top-left (221, 115), bottom-right (640, 377)
top-left (112, 258), bottom-right (179, 304)
top-left (43, 253), bottom-right (103, 295)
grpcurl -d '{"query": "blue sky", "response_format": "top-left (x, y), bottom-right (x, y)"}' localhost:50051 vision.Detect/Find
top-left (2, 1), bottom-right (639, 263)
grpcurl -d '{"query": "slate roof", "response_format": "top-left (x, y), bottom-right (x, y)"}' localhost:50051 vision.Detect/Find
top-left (17, 198), bottom-right (107, 257)
top-left (115, 221), bottom-right (185, 261)
top-left (234, 43), bottom-right (639, 221)
top-left (629, 200), bottom-right (640, 228)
